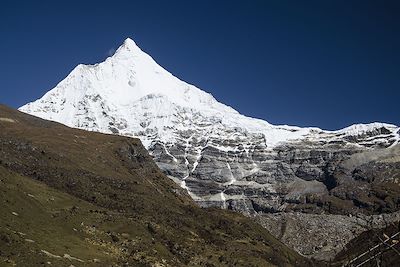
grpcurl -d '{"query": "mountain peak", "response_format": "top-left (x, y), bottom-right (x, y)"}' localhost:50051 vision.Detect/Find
top-left (122, 37), bottom-right (138, 49)
top-left (18, 39), bottom-right (399, 150)
top-left (113, 37), bottom-right (141, 57)
top-left (19, 36), bottom-right (241, 130)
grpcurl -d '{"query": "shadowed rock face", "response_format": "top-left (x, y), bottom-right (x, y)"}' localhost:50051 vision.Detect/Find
top-left (334, 223), bottom-right (400, 266)
top-left (256, 211), bottom-right (400, 260)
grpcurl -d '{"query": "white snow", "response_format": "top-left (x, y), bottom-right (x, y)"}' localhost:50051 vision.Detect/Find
top-left (226, 162), bottom-right (236, 185)
top-left (335, 122), bottom-right (398, 136)
top-left (191, 148), bottom-right (202, 173)
top-left (19, 37), bottom-right (399, 154)
top-left (163, 143), bottom-right (178, 163)
top-left (0, 118), bottom-right (16, 123)
top-left (220, 191), bottom-right (227, 209)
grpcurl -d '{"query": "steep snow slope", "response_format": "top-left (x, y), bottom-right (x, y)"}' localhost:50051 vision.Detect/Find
top-left (20, 38), bottom-right (398, 147)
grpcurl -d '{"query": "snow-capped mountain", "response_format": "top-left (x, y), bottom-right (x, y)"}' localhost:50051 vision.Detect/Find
top-left (19, 38), bottom-right (324, 146)
top-left (19, 38), bottom-right (400, 259)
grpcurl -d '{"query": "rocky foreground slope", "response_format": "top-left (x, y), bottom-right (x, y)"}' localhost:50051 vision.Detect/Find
top-left (19, 38), bottom-right (400, 259)
top-left (0, 105), bottom-right (314, 266)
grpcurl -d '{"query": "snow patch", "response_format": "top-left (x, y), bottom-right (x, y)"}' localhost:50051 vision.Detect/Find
top-left (0, 118), bottom-right (16, 123)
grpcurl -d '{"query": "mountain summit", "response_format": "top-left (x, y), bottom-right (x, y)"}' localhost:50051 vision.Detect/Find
top-left (20, 37), bottom-right (241, 142)
top-left (19, 38), bottom-right (398, 147)
top-left (19, 38), bottom-right (400, 259)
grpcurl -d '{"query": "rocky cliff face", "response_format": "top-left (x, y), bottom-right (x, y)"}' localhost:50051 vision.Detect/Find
top-left (152, 127), bottom-right (399, 214)
top-left (149, 123), bottom-right (400, 260)
top-left (19, 38), bottom-right (400, 260)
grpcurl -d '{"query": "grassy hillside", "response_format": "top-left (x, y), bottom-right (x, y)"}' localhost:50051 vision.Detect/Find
top-left (0, 105), bottom-right (314, 266)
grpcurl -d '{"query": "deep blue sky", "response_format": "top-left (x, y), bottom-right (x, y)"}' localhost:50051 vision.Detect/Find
top-left (1, 0), bottom-right (399, 130)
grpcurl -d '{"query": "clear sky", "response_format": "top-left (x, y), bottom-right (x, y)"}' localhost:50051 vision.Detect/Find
top-left (1, 0), bottom-right (399, 130)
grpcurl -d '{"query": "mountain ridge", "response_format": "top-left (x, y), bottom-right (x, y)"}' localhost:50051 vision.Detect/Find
top-left (19, 37), bottom-right (399, 137)
top-left (18, 37), bottom-right (400, 260)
